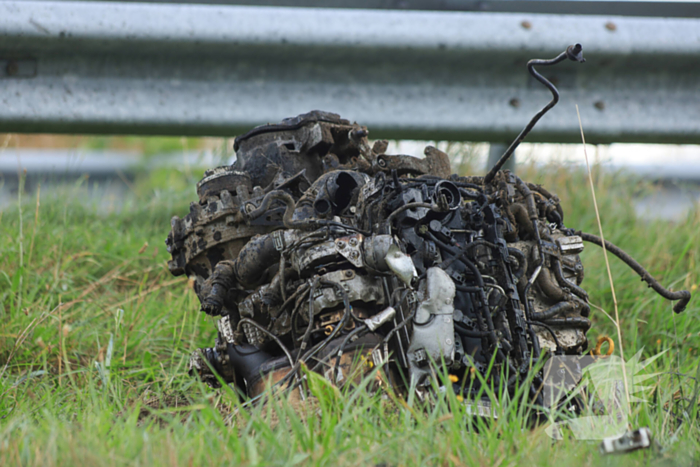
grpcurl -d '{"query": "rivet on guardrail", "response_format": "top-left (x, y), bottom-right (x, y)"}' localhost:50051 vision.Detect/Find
top-left (520, 20), bottom-right (532, 30)
top-left (6, 60), bottom-right (19, 77)
top-left (605, 22), bottom-right (617, 32)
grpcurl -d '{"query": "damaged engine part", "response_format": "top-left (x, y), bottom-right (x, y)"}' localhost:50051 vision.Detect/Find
top-left (167, 44), bottom-right (690, 408)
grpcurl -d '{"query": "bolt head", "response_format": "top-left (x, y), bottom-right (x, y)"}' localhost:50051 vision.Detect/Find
top-left (6, 61), bottom-right (19, 76)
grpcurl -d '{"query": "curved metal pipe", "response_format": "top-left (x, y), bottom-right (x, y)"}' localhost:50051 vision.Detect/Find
top-left (244, 189), bottom-right (321, 230)
top-left (509, 203), bottom-right (534, 238)
top-left (484, 44), bottom-right (585, 184)
top-left (552, 258), bottom-right (589, 301)
top-left (536, 267), bottom-right (567, 302)
top-left (233, 233), bottom-right (282, 287)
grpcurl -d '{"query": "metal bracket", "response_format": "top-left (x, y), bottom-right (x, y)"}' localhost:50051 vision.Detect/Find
top-left (334, 234), bottom-right (364, 267)
top-left (217, 315), bottom-right (235, 344)
top-left (371, 345), bottom-right (389, 368)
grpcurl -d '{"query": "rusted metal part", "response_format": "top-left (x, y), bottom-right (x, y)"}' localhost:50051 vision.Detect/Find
top-left (166, 112), bottom-right (377, 303)
top-left (373, 146), bottom-right (451, 178)
top-left (233, 110), bottom-right (366, 190)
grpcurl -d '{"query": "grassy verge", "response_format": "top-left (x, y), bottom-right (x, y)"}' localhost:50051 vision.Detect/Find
top-left (1, 162), bottom-right (698, 466)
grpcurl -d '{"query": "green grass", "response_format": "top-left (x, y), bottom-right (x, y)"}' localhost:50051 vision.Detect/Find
top-left (1, 161), bottom-right (699, 466)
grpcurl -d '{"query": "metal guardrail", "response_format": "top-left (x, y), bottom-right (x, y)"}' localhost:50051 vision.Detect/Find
top-left (21, 0), bottom-right (700, 19)
top-left (1, 1), bottom-right (700, 143)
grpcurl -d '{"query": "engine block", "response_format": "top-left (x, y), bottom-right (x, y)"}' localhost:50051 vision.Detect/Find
top-left (166, 44), bottom-right (690, 406)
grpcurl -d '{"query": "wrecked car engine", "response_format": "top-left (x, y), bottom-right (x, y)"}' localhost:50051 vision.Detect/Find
top-left (165, 44), bottom-right (690, 407)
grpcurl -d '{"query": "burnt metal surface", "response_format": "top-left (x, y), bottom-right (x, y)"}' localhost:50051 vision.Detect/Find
top-left (168, 46), bottom-right (690, 411)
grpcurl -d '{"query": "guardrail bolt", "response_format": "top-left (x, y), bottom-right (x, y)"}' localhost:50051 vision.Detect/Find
top-left (6, 60), bottom-right (19, 76)
top-left (520, 20), bottom-right (532, 30)
top-left (605, 22), bottom-right (617, 32)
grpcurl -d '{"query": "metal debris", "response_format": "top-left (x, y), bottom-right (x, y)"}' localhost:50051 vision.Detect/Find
top-left (600, 428), bottom-right (653, 455)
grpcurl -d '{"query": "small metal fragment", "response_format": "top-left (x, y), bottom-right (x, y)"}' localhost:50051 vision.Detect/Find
top-left (364, 306), bottom-right (396, 331)
top-left (599, 428), bottom-right (652, 455)
top-left (557, 235), bottom-right (584, 254)
top-left (385, 244), bottom-right (417, 287)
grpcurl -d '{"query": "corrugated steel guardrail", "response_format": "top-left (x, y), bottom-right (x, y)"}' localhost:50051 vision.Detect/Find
top-left (1, 1), bottom-right (700, 143)
top-left (22, 0), bottom-right (700, 19)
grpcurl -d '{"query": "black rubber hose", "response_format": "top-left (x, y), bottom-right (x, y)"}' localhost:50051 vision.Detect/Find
top-left (386, 202), bottom-right (436, 226)
top-left (507, 247), bottom-right (527, 280)
top-left (298, 278), bottom-right (319, 353)
top-left (528, 182), bottom-right (565, 223)
top-left (541, 316), bottom-right (591, 330)
top-left (484, 44), bottom-right (585, 184)
top-left (526, 321), bottom-right (565, 350)
top-left (510, 203), bottom-right (535, 239)
top-left (226, 343), bottom-right (274, 383)
top-left (578, 231), bottom-right (691, 314)
top-left (233, 233), bottom-right (281, 288)
top-left (455, 322), bottom-right (489, 338)
top-left (515, 178), bottom-right (539, 220)
top-left (324, 325), bottom-right (369, 375)
top-left (531, 301), bottom-right (575, 321)
top-left (201, 260), bottom-right (236, 315)
top-left (536, 267), bottom-right (567, 302)
top-left (572, 294), bottom-right (591, 318)
top-left (244, 190), bottom-right (321, 230)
